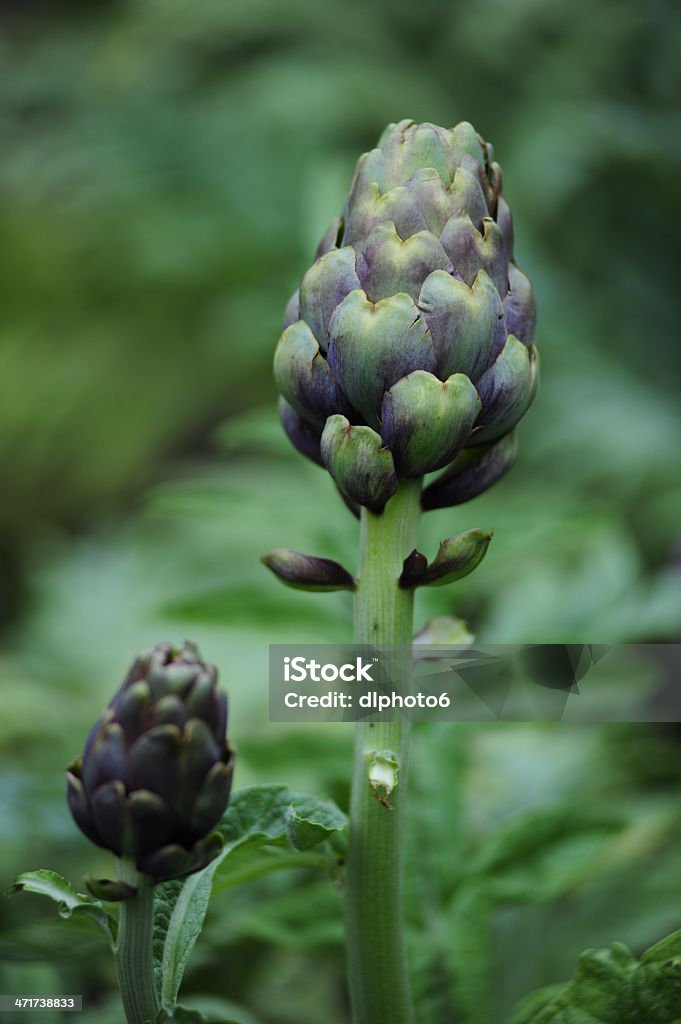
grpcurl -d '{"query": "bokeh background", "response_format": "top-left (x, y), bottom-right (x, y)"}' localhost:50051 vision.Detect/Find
top-left (1, 1), bottom-right (680, 1021)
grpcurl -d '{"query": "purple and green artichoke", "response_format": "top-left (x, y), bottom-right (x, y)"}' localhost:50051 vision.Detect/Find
top-left (274, 120), bottom-right (538, 512)
top-left (67, 641), bottom-right (234, 884)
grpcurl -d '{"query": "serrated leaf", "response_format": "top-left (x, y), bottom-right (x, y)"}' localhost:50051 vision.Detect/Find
top-left (5, 870), bottom-right (115, 948)
top-left (515, 933), bottom-right (681, 1024)
top-left (286, 794), bottom-right (348, 851)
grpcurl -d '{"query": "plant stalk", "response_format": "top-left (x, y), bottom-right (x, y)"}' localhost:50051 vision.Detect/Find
top-left (115, 857), bottom-right (160, 1024)
top-left (346, 478), bottom-right (421, 1024)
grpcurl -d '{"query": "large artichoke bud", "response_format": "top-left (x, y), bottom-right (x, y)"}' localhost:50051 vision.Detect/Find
top-left (67, 641), bottom-right (235, 884)
top-left (274, 120), bottom-right (538, 512)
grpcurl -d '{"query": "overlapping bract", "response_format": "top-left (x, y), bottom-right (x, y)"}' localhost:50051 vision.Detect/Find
top-left (67, 642), bottom-right (234, 883)
top-left (274, 120), bottom-right (538, 512)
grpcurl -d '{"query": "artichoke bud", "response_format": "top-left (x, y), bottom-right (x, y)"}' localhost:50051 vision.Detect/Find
top-left (262, 548), bottom-right (355, 591)
top-left (66, 641), bottom-right (235, 884)
top-left (401, 529), bottom-right (492, 589)
top-left (274, 119), bottom-right (538, 511)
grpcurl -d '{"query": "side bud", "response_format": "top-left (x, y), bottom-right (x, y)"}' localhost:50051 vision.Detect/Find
top-left (262, 549), bottom-right (356, 592)
top-left (400, 529), bottom-right (492, 588)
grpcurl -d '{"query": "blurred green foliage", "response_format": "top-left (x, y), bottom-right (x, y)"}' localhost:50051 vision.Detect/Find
top-left (1, 0), bottom-right (680, 1021)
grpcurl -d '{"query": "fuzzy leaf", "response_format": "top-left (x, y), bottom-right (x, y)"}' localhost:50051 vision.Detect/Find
top-left (286, 795), bottom-right (348, 851)
top-left (153, 787), bottom-right (346, 1012)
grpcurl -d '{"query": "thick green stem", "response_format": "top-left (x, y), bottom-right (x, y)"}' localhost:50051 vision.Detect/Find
top-left (346, 478), bottom-right (421, 1024)
top-left (115, 857), bottom-right (160, 1024)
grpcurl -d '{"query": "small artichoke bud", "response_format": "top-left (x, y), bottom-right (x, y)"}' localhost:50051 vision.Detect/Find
top-left (66, 641), bottom-right (235, 884)
top-left (262, 548), bottom-right (356, 591)
top-left (84, 877), bottom-right (137, 902)
top-left (274, 120), bottom-right (538, 511)
top-left (421, 432), bottom-right (518, 510)
top-left (422, 529), bottom-right (492, 586)
top-left (401, 529), bottom-right (492, 588)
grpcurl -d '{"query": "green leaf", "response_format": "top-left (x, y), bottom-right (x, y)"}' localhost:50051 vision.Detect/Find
top-left (153, 787), bottom-right (346, 1013)
top-left (641, 928), bottom-right (681, 966)
top-left (155, 875), bottom-right (214, 1013)
top-left (5, 870), bottom-right (115, 949)
top-left (217, 786), bottom-right (347, 854)
top-left (286, 794), bottom-right (348, 851)
top-left (514, 932), bottom-right (681, 1024)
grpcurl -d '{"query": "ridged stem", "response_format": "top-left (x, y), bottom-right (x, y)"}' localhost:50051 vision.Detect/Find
top-left (346, 478), bottom-right (421, 1024)
top-left (115, 857), bottom-right (160, 1024)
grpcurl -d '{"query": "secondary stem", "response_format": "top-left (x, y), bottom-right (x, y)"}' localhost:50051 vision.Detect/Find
top-left (346, 478), bottom-right (422, 1024)
top-left (115, 857), bottom-right (160, 1024)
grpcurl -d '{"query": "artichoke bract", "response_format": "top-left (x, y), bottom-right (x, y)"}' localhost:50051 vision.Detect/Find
top-left (67, 641), bottom-right (234, 884)
top-left (274, 120), bottom-right (538, 512)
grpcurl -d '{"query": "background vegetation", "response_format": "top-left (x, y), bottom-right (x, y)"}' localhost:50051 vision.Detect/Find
top-left (1, 1), bottom-right (680, 1021)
